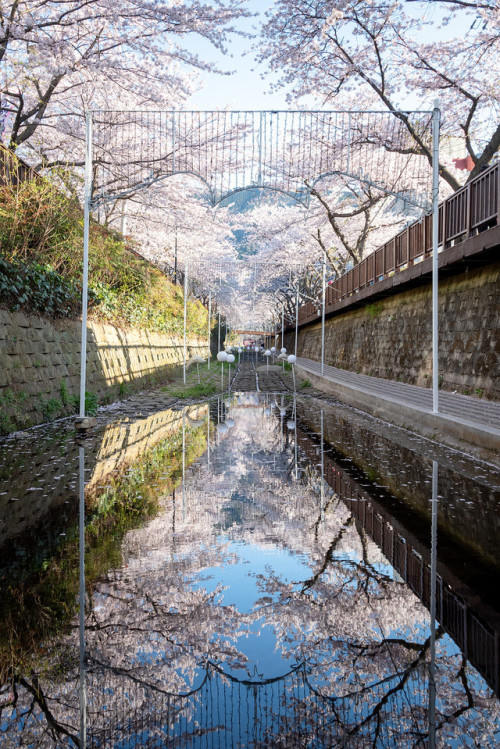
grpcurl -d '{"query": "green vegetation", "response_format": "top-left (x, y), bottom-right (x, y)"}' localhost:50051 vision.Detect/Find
top-left (300, 379), bottom-right (312, 389)
top-left (0, 389), bottom-right (30, 433)
top-left (173, 382), bottom-right (218, 399)
top-left (0, 418), bottom-right (208, 680)
top-left (161, 361), bottom-right (224, 401)
top-left (0, 384), bottom-right (100, 435)
top-left (0, 177), bottom-right (209, 336)
top-left (366, 302), bottom-right (384, 318)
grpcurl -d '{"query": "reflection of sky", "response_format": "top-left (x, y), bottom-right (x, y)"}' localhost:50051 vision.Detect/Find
top-left (190, 539), bottom-right (312, 679)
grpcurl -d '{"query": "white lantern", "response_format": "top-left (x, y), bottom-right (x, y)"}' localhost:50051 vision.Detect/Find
top-left (264, 350), bottom-right (271, 357)
top-left (227, 353), bottom-right (235, 363)
top-left (217, 351), bottom-right (228, 362)
top-left (270, 346), bottom-right (276, 353)
top-left (280, 347), bottom-right (287, 354)
top-left (226, 417), bottom-right (235, 428)
top-left (287, 354), bottom-right (297, 364)
top-left (287, 420), bottom-right (296, 430)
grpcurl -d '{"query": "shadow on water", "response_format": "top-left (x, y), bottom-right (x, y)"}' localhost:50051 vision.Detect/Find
top-left (0, 389), bottom-right (499, 746)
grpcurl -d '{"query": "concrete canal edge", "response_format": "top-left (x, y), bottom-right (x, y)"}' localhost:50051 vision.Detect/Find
top-left (296, 365), bottom-right (500, 466)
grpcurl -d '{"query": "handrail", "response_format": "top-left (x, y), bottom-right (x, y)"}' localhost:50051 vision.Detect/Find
top-left (295, 162), bottom-right (499, 328)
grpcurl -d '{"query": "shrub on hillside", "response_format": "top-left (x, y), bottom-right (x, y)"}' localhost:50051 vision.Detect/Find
top-left (0, 178), bottom-right (208, 334)
top-left (0, 255), bottom-right (82, 317)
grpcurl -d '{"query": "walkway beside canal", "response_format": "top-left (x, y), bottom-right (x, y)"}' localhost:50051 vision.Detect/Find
top-left (296, 357), bottom-right (500, 462)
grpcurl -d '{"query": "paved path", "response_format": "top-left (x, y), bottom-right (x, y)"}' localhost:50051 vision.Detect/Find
top-left (296, 357), bottom-right (500, 457)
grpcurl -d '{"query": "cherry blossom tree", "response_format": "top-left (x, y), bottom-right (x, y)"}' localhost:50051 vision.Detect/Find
top-left (0, 0), bottom-right (249, 162)
top-left (258, 0), bottom-right (500, 188)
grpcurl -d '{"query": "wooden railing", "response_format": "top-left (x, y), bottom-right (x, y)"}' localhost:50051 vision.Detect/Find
top-left (297, 162), bottom-right (499, 326)
top-left (0, 143), bottom-right (38, 186)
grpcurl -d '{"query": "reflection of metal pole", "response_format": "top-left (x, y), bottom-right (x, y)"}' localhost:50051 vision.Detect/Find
top-left (207, 290), bottom-right (212, 369)
top-left (320, 410), bottom-right (324, 515)
top-left (182, 408), bottom-right (186, 521)
top-left (78, 446), bottom-right (86, 748)
top-left (79, 112), bottom-right (93, 419)
top-left (282, 303), bottom-right (285, 370)
top-left (207, 407), bottom-right (210, 470)
top-left (432, 101), bottom-right (441, 414)
top-left (218, 310), bottom-right (221, 352)
top-left (428, 460), bottom-right (438, 749)
top-left (183, 261), bottom-right (188, 385)
top-left (321, 251), bottom-right (326, 376)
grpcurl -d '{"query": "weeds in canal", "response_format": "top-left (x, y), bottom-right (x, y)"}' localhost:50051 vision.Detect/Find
top-left (161, 361), bottom-right (222, 401)
top-left (300, 379), bottom-right (312, 389)
top-left (0, 388), bottom-right (31, 433)
top-left (175, 382), bottom-right (218, 399)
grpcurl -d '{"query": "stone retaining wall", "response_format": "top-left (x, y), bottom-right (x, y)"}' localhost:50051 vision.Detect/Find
top-left (286, 261), bottom-right (500, 401)
top-left (0, 310), bottom-right (209, 429)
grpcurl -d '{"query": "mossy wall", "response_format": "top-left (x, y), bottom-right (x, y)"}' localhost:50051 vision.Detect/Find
top-left (286, 262), bottom-right (500, 400)
top-left (0, 310), bottom-right (209, 430)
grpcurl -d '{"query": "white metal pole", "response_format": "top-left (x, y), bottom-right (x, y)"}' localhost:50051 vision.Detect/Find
top-left (295, 285), bottom-right (299, 358)
top-left (321, 251), bottom-right (326, 375)
top-left (282, 303), bottom-right (285, 370)
top-left (218, 310), bottom-right (221, 352)
top-left (79, 112), bottom-right (93, 420)
top-left (183, 261), bottom-right (188, 385)
top-left (432, 101), bottom-right (441, 414)
top-left (208, 290), bottom-right (212, 370)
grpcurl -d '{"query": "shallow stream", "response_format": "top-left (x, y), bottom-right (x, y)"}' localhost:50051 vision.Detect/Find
top-left (1, 386), bottom-right (499, 747)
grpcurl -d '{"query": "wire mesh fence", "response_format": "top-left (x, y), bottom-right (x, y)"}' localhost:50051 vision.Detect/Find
top-left (90, 110), bottom-right (434, 210)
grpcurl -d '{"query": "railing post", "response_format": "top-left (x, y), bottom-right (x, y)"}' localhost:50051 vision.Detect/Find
top-left (465, 180), bottom-right (471, 239)
top-left (497, 163), bottom-right (500, 226)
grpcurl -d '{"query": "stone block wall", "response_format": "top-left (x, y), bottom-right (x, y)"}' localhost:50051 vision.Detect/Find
top-left (286, 261), bottom-right (500, 400)
top-left (0, 310), bottom-right (209, 429)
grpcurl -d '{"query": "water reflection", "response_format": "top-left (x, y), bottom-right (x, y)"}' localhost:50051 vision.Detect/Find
top-left (1, 393), bottom-right (499, 747)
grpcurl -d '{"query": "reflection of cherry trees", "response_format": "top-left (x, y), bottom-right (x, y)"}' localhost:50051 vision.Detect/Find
top-left (1, 396), bottom-right (499, 746)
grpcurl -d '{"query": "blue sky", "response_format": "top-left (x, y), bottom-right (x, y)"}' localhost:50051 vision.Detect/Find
top-left (185, 0), bottom-right (466, 112)
top-left (186, 0), bottom-right (292, 110)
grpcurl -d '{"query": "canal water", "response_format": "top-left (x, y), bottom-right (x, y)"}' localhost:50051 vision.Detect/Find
top-left (1, 387), bottom-right (499, 747)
